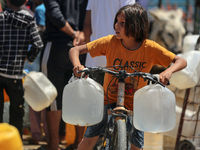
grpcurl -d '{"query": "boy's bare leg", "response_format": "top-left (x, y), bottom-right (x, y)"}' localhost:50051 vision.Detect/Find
top-left (72, 126), bottom-right (85, 148)
top-left (77, 136), bottom-right (99, 150)
top-left (46, 110), bottom-right (61, 150)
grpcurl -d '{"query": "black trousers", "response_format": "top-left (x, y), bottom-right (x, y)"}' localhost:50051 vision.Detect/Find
top-left (40, 40), bottom-right (86, 137)
top-left (0, 75), bottom-right (24, 137)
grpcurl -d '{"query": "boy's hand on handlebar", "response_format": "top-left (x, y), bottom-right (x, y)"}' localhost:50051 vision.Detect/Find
top-left (159, 71), bottom-right (172, 85)
top-left (73, 65), bottom-right (85, 77)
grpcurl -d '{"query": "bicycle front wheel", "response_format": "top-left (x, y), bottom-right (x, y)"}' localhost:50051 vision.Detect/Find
top-left (109, 119), bottom-right (127, 150)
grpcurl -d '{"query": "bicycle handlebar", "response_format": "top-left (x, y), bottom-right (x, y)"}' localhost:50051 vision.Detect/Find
top-left (78, 66), bottom-right (166, 87)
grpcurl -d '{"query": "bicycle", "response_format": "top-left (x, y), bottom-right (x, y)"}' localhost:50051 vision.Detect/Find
top-left (78, 65), bottom-right (165, 150)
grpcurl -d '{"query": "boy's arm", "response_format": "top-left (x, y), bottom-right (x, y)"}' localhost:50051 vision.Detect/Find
top-left (69, 44), bottom-right (88, 77)
top-left (159, 55), bottom-right (187, 85)
top-left (27, 20), bottom-right (43, 63)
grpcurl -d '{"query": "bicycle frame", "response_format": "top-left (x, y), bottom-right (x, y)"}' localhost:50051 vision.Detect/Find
top-left (111, 70), bottom-right (132, 115)
top-left (78, 66), bottom-right (164, 150)
top-left (105, 70), bottom-right (133, 150)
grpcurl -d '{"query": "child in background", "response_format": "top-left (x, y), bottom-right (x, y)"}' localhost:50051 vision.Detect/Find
top-left (69, 3), bottom-right (187, 150)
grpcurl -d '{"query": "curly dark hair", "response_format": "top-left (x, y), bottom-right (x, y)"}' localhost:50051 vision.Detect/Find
top-left (10, 0), bottom-right (26, 7)
top-left (113, 3), bottom-right (149, 42)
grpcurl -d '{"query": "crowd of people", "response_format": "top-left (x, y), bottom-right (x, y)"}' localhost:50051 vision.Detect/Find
top-left (0, 0), bottom-right (187, 150)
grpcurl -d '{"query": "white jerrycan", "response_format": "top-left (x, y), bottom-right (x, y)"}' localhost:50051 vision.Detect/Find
top-left (23, 71), bottom-right (57, 111)
top-left (183, 34), bottom-right (199, 53)
top-left (62, 76), bottom-right (104, 126)
top-left (133, 84), bottom-right (176, 132)
top-left (170, 50), bottom-right (200, 89)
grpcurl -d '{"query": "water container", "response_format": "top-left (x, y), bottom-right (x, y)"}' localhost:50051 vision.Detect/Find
top-left (133, 84), bottom-right (176, 132)
top-left (62, 76), bottom-right (104, 126)
top-left (183, 34), bottom-right (199, 53)
top-left (0, 123), bottom-right (23, 150)
top-left (170, 51), bottom-right (200, 89)
top-left (23, 71), bottom-right (57, 111)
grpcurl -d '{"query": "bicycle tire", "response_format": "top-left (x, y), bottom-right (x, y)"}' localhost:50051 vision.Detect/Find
top-left (109, 119), bottom-right (127, 150)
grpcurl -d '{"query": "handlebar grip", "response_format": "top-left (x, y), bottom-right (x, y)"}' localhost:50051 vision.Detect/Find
top-left (77, 70), bottom-right (84, 73)
top-left (77, 68), bottom-right (90, 74)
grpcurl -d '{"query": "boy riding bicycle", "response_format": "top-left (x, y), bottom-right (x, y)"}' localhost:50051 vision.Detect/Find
top-left (69, 3), bottom-right (187, 150)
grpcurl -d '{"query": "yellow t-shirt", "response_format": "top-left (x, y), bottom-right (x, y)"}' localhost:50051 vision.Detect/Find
top-left (87, 35), bottom-right (175, 110)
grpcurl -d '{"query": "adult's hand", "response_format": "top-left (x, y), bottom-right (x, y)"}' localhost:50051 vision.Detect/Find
top-left (73, 31), bottom-right (85, 46)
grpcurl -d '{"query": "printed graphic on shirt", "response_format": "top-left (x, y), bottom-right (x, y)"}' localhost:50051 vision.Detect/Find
top-left (108, 77), bottom-right (138, 96)
top-left (107, 58), bottom-right (147, 96)
top-left (113, 58), bottom-right (147, 72)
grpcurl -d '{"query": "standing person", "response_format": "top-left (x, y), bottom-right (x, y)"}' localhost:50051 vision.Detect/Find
top-left (41, 0), bottom-right (88, 150)
top-left (34, 0), bottom-right (45, 36)
top-left (0, 0), bottom-right (43, 137)
top-left (25, 0), bottom-right (48, 145)
top-left (69, 4), bottom-right (187, 150)
top-left (84, 0), bottom-right (135, 85)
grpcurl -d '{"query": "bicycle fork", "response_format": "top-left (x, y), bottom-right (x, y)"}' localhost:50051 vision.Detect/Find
top-left (106, 72), bottom-right (132, 150)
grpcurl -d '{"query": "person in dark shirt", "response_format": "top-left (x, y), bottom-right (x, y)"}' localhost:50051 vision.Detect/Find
top-left (0, 0), bottom-right (43, 137)
top-left (41, 0), bottom-right (88, 149)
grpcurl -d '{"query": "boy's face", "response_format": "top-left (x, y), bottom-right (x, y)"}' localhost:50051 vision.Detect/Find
top-left (114, 12), bottom-right (126, 40)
